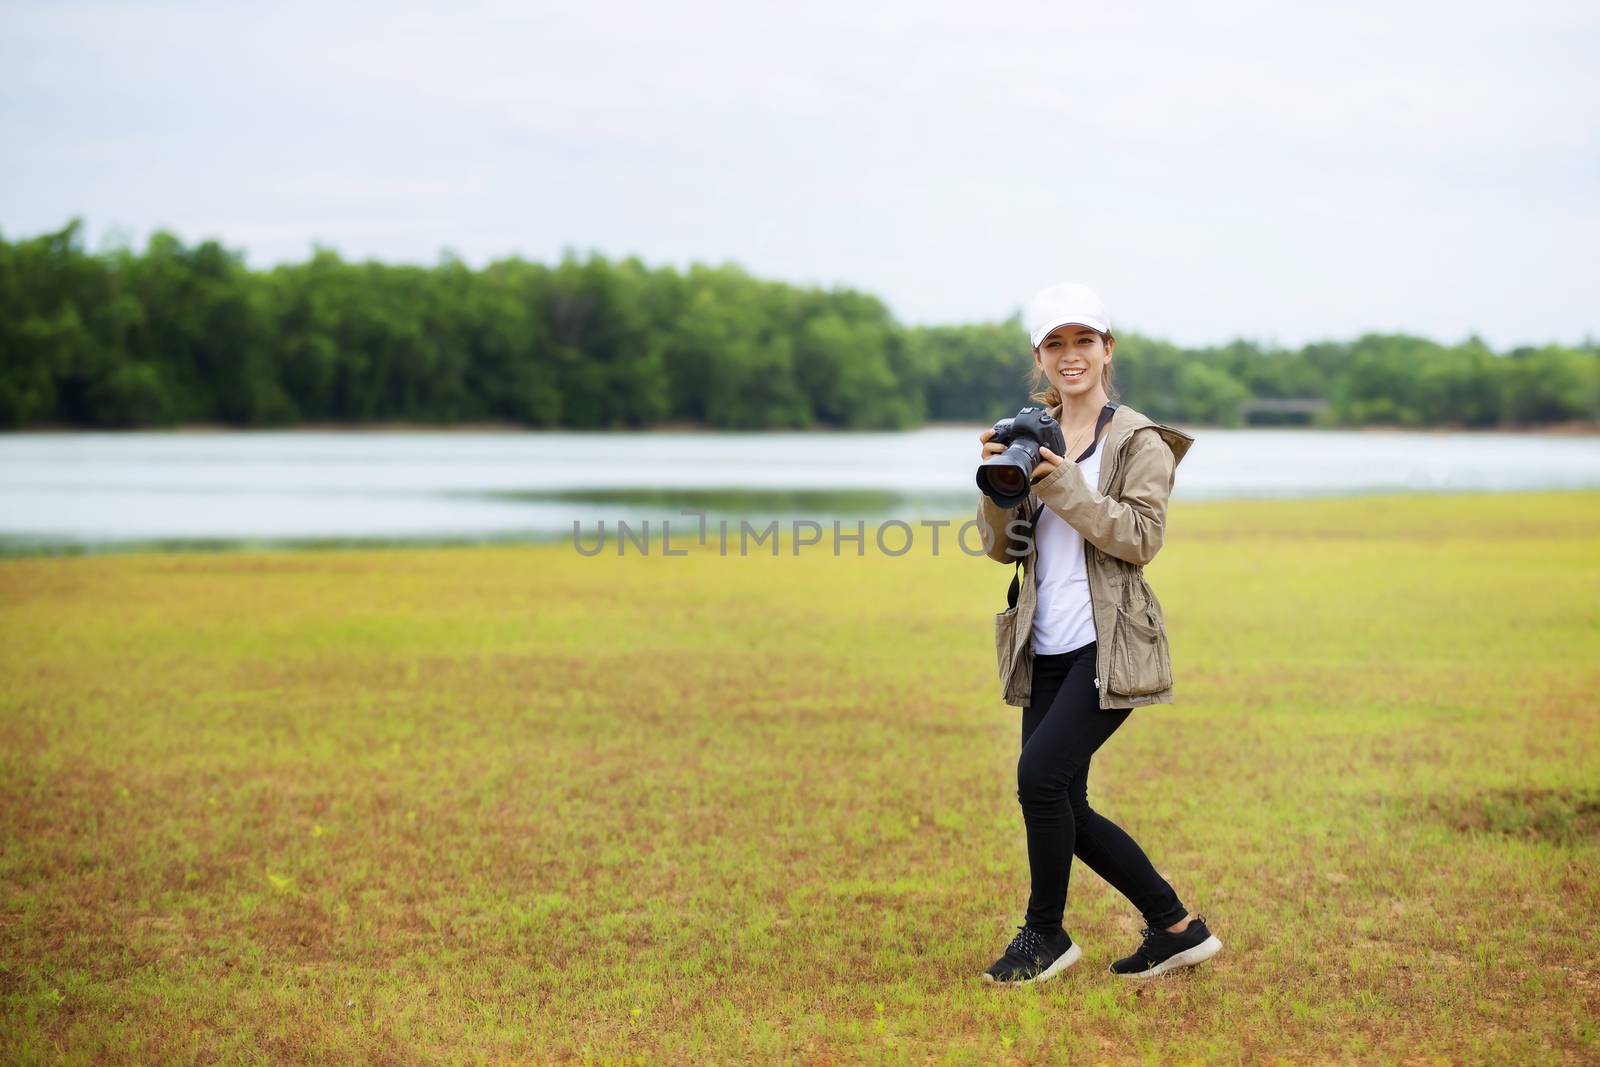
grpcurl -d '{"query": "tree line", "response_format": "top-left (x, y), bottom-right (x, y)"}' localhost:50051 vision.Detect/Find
top-left (2, 218), bottom-right (1594, 430)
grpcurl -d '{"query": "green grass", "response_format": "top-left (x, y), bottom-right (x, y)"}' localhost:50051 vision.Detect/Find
top-left (2, 489), bottom-right (1597, 1064)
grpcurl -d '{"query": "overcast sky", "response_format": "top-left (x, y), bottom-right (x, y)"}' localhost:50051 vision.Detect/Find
top-left (4, 0), bottom-right (1596, 350)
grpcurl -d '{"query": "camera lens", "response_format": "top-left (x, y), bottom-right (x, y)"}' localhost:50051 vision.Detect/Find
top-left (977, 443), bottom-right (1035, 508)
top-left (986, 466), bottom-right (1024, 496)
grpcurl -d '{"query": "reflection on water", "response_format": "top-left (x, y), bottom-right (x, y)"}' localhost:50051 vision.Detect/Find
top-left (1, 427), bottom-right (1596, 554)
top-left (472, 486), bottom-right (940, 512)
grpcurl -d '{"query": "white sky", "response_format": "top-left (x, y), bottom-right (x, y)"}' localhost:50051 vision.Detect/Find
top-left (3, 0), bottom-right (1596, 350)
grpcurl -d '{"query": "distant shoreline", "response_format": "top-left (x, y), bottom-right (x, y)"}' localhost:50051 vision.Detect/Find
top-left (8, 419), bottom-right (1599, 436)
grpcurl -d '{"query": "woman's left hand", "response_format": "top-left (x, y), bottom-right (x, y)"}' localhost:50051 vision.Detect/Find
top-left (1030, 447), bottom-right (1063, 484)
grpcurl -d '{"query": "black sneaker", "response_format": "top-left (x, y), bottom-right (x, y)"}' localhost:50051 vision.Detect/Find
top-left (981, 925), bottom-right (1082, 984)
top-left (1109, 914), bottom-right (1222, 978)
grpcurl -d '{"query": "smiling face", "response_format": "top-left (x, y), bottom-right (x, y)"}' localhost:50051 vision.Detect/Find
top-left (1034, 324), bottom-right (1114, 400)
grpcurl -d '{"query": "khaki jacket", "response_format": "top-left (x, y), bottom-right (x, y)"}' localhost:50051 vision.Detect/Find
top-left (976, 402), bottom-right (1196, 710)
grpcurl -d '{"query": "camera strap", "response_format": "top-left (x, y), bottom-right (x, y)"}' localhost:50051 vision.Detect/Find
top-left (1005, 501), bottom-right (1045, 610)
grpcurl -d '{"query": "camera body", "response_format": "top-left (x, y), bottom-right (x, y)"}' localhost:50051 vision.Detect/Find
top-left (978, 406), bottom-right (1066, 509)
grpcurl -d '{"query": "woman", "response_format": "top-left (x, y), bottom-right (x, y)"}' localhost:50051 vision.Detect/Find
top-left (973, 282), bottom-right (1222, 984)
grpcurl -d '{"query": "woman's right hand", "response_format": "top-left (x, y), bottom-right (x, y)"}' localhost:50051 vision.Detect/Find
top-left (978, 428), bottom-right (1006, 462)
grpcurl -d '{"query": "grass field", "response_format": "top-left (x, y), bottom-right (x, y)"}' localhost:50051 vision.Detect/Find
top-left (2, 490), bottom-right (1598, 1064)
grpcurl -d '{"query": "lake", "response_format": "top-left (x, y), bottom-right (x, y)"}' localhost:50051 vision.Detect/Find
top-left (2, 426), bottom-right (1597, 553)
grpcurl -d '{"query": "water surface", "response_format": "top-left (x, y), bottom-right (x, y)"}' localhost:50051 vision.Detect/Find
top-left (2, 427), bottom-right (1596, 553)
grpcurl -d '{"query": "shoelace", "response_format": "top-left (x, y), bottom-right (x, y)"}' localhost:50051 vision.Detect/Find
top-left (1005, 925), bottom-right (1049, 963)
top-left (1129, 926), bottom-right (1169, 965)
top-left (1138, 917), bottom-right (1201, 952)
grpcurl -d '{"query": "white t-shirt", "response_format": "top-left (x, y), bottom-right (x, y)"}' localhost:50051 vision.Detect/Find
top-left (1030, 438), bottom-right (1104, 655)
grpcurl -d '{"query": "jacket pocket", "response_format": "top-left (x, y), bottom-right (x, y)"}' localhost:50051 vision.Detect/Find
top-left (1105, 597), bottom-right (1173, 697)
top-left (995, 606), bottom-right (1033, 704)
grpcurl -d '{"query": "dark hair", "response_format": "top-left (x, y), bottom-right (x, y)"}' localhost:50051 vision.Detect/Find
top-left (1027, 329), bottom-right (1120, 406)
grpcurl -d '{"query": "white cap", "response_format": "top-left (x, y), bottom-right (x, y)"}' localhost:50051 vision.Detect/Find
top-left (1026, 283), bottom-right (1111, 348)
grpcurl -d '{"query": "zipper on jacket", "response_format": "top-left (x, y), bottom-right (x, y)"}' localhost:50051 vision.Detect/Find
top-left (1085, 542), bottom-right (1103, 695)
top-left (1085, 431), bottom-right (1129, 703)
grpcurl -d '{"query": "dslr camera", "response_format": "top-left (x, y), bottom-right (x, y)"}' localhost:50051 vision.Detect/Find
top-left (977, 406), bottom-right (1065, 508)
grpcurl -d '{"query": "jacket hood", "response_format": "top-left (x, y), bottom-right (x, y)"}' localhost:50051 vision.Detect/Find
top-left (1047, 400), bottom-right (1195, 469)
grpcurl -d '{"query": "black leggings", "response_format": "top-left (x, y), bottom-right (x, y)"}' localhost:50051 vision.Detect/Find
top-left (1017, 640), bottom-right (1188, 932)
